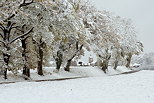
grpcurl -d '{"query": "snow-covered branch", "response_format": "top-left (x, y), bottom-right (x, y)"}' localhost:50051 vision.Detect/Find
top-left (4, 14), bottom-right (15, 22)
top-left (0, 33), bottom-right (4, 39)
top-left (19, 0), bottom-right (34, 8)
top-left (9, 27), bottom-right (33, 44)
top-left (0, 23), bottom-right (5, 30)
top-left (0, 40), bottom-right (5, 46)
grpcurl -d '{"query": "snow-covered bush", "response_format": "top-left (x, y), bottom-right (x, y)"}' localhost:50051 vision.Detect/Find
top-left (139, 53), bottom-right (154, 70)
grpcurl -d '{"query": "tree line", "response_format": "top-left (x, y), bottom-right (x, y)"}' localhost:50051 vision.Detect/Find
top-left (0, 0), bottom-right (143, 79)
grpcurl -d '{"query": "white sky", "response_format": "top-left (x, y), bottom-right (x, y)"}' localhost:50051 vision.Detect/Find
top-left (90, 0), bottom-right (154, 53)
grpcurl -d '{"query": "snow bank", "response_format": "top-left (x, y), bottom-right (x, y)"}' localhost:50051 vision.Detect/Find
top-left (0, 70), bottom-right (154, 103)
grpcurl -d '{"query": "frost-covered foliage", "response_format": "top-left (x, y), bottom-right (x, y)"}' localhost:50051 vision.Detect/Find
top-left (48, 0), bottom-right (86, 70)
top-left (0, 0), bottom-right (143, 79)
top-left (16, 1), bottom-right (54, 75)
top-left (71, 1), bottom-right (120, 72)
top-left (69, 0), bottom-right (143, 71)
top-left (109, 16), bottom-right (143, 68)
top-left (0, 0), bottom-right (36, 79)
top-left (112, 17), bottom-right (142, 54)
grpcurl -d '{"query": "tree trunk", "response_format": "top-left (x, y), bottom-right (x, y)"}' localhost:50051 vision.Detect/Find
top-left (126, 53), bottom-right (132, 68)
top-left (64, 42), bottom-right (83, 72)
top-left (101, 60), bottom-right (109, 73)
top-left (2, 22), bottom-right (11, 79)
top-left (55, 51), bottom-right (63, 71)
top-left (3, 48), bottom-right (10, 79)
top-left (23, 66), bottom-right (30, 80)
top-left (113, 60), bottom-right (118, 70)
top-left (4, 68), bottom-right (7, 79)
top-left (3, 54), bottom-right (9, 79)
top-left (56, 58), bottom-right (62, 71)
top-left (21, 39), bottom-right (30, 80)
top-left (37, 46), bottom-right (43, 76)
top-left (0, 21), bottom-right (33, 79)
top-left (64, 59), bottom-right (72, 72)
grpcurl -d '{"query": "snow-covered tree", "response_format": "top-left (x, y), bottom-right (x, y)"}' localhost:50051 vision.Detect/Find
top-left (0, 0), bottom-right (144, 79)
top-left (43, 0), bottom-right (85, 71)
top-left (13, 0), bottom-right (54, 76)
top-left (0, 0), bottom-right (34, 79)
top-left (111, 16), bottom-right (143, 68)
top-left (74, 1), bottom-right (119, 72)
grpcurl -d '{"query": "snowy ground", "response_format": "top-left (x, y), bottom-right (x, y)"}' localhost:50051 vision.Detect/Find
top-left (0, 70), bottom-right (154, 103)
top-left (0, 66), bottom-right (132, 83)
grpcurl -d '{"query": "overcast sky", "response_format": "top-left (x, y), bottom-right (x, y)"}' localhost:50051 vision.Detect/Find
top-left (90, 0), bottom-right (154, 53)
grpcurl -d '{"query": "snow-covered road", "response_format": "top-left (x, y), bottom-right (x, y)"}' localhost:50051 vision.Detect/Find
top-left (0, 70), bottom-right (154, 103)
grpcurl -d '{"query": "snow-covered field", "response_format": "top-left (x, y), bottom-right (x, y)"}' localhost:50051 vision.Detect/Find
top-left (0, 67), bottom-right (154, 103)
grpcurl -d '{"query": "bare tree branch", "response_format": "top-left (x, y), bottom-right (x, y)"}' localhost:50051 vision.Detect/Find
top-left (70, 44), bottom-right (83, 60)
top-left (8, 23), bottom-right (16, 33)
top-left (9, 27), bottom-right (34, 44)
top-left (0, 23), bottom-right (5, 30)
top-left (21, 24), bottom-right (26, 30)
top-left (12, 26), bottom-right (19, 29)
top-left (32, 37), bottom-right (39, 45)
top-left (17, 24), bottom-right (31, 40)
top-left (4, 14), bottom-right (15, 22)
top-left (0, 33), bottom-right (4, 39)
top-left (0, 40), bottom-right (5, 46)
top-left (16, 24), bottom-right (26, 33)
top-left (80, 44), bottom-right (83, 50)
top-left (19, 0), bottom-right (34, 8)
top-left (16, 28), bottom-right (23, 32)
top-left (76, 41), bottom-right (79, 50)
top-left (24, 35), bottom-right (31, 40)
top-left (0, 26), bottom-right (4, 31)
top-left (9, 23), bottom-right (16, 30)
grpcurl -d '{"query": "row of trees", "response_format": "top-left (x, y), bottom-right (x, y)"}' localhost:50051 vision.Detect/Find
top-left (0, 0), bottom-right (143, 79)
